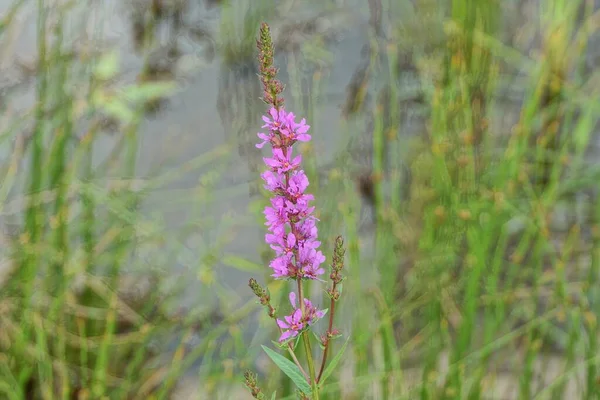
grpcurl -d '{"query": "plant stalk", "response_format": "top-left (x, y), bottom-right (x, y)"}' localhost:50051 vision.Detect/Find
top-left (298, 278), bottom-right (319, 399)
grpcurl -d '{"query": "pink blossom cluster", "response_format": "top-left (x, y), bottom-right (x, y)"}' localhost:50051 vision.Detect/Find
top-left (257, 107), bottom-right (326, 281)
top-left (256, 107), bottom-right (326, 342)
top-left (276, 292), bottom-right (325, 342)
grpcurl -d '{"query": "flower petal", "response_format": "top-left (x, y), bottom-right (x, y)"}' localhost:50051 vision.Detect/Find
top-left (277, 319), bottom-right (289, 329)
top-left (279, 330), bottom-right (292, 342)
top-left (269, 107), bottom-right (278, 119)
top-left (289, 291), bottom-right (297, 309)
top-left (291, 308), bottom-right (303, 323)
top-left (287, 233), bottom-right (296, 248)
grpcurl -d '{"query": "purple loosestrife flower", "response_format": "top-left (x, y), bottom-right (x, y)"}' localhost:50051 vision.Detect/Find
top-left (286, 171), bottom-right (312, 200)
top-left (263, 147), bottom-right (302, 174)
top-left (260, 170), bottom-right (284, 192)
top-left (284, 197), bottom-right (316, 225)
top-left (277, 292), bottom-right (326, 342)
top-left (246, 24), bottom-right (348, 399)
top-left (297, 245), bottom-right (326, 279)
top-left (269, 254), bottom-right (293, 279)
top-left (257, 106), bottom-right (325, 281)
top-left (266, 232), bottom-right (296, 255)
top-left (264, 197), bottom-right (288, 232)
top-left (277, 310), bottom-right (303, 342)
top-left (295, 217), bottom-right (319, 243)
top-left (256, 108), bottom-right (311, 149)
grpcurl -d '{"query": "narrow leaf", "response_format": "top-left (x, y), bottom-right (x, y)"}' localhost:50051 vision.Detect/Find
top-left (270, 391), bottom-right (277, 400)
top-left (261, 345), bottom-right (311, 395)
top-left (319, 336), bottom-right (350, 387)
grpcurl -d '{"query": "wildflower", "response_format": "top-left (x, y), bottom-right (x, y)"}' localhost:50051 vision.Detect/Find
top-left (246, 22), bottom-right (347, 400)
top-left (263, 147), bottom-right (302, 174)
top-left (258, 106), bottom-right (324, 280)
top-left (286, 171), bottom-right (311, 200)
top-left (260, 170), bottom-right (284, 192)
top-left (296, 245), bottom-right (326, 279)
top-left (256, 107), bottom-right (311, 149)
top-left (295, 217), bottom-right (319, 243)
top-left (277, 292), bottom-right (325, 342)
top-left (269, 254), bottom-right (293, 278)
top-left (264, 197), bottom-right (288, 232)
top-left (303, 297), bottom-right (326, 325)
top-left (284, 198), bottom-right (316, 226)
top-left (277, 308), bottom-right (304, 342)
top-left (266, 232), bottom-right (296, 255)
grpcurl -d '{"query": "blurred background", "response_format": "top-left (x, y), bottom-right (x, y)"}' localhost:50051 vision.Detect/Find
top-left (1, 0), bottom-right (600, 398)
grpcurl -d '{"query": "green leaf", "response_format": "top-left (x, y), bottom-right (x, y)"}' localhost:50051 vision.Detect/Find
top-left (222, 254), bottom-right (263, 272)
top-left (261, 345), bottom-right (311, 395)
top-left (270, 391), bottom-right (277, 400)
top-left (319, 336), bottom-right (350, 388)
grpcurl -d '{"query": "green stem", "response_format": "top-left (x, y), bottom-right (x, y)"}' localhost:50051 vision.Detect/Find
top-left (303, 332), bottom-right (319, 399)
top-left (286, 344), bottom-right (309, 381)
top-left (298, 278), bottom-right (319, 399)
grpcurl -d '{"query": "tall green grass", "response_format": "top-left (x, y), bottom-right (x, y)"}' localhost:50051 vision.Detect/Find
top-left (0, 1), bottom-right (249, 398)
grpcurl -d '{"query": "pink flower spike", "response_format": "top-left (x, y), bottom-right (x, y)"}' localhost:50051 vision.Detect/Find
top-left (275, 292), bottom-right (327, 342)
